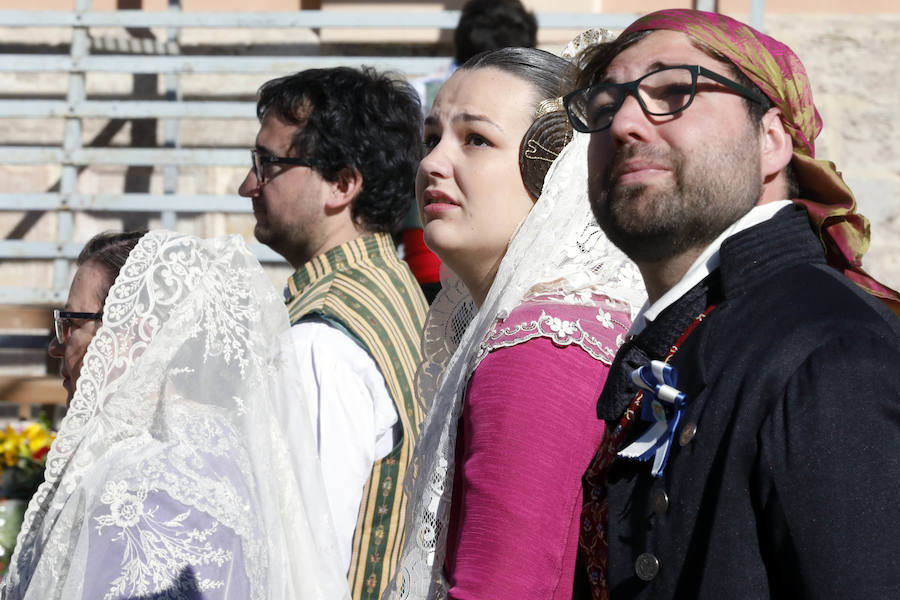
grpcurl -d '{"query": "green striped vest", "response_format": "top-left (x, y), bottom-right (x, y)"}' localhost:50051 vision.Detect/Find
top-left (285, 233), bottom-right (428, 600)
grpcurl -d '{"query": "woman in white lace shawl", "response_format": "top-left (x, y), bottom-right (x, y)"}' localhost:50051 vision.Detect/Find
top-left (386, 41), bottom-right (646, 599)
top-left (2, 230), bottom-right (349, 600)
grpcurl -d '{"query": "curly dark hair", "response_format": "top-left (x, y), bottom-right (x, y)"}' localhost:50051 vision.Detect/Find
top-left (256, 67), bottom-right (423, 233)
top-left (454, 0), bottom-right (538, 65)
top-left (77, 230), bottom-right (147, 304)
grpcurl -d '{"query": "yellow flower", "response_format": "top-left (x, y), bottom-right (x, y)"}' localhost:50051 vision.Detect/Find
top-left (0, 422), bottom-right (56, 477)
top-left (22, 423), bottom-right (53, 458)
top-left (0, 427), bottom-right (22, 469)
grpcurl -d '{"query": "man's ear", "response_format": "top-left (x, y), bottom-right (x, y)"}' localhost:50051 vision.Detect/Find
top-left (325, 167), bottom-right (363, 211)
top-left (760, 107), bottom-right (793, 184)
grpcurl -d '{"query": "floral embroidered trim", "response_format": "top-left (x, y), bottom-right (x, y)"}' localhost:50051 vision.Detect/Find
top-left (478, 292), bottom-right (630, 364)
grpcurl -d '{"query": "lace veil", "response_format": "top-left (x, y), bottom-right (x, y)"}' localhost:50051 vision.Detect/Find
top-left (386, 31), bottom-right (646, 599)
top-left (1, 231), bottom-right (350, 600)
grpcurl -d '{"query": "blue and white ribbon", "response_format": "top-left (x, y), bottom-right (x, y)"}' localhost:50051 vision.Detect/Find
top-left (617, 360), bottom-right (688, 478)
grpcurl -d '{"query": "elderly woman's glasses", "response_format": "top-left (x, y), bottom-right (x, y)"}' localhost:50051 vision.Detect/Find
top-left (53, 309), bottom-right (103, 344)
top-left (250, 149), bottom-right (314, 185)
top-left (564, 64), bottom-right (768, 134)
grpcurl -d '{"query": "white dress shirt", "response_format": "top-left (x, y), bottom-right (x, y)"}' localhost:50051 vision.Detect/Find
top-left (629, 200), bottom-right (793, 337)
top-left (288, 317), bottom-right (398, 571)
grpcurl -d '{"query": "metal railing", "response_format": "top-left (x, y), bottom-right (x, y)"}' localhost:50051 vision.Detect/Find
top-left (0, 2), bottom-right (762, 305)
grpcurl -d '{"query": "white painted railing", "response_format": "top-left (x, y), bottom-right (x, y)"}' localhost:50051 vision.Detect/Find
top-left (0, 2), bottom-right (762, 304)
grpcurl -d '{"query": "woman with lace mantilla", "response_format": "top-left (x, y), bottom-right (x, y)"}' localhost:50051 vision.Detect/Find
top-left (386, 41), bottom-right (645, 599)
top-left (2, 231), bottom-right (349, 600)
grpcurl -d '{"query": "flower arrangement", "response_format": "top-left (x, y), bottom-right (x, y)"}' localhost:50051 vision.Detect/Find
top-left (0, 419), bottom-right (55, 576)
top-left (0, 420), bottom-right (55, 501)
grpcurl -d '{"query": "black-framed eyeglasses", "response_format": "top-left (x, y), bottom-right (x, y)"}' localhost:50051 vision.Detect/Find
top-left (250, 149), bottom-right (314, 185)
top-left (564, 64), bottom-right (768, 134)
top-left (53, 309), bottom-right (103, 345)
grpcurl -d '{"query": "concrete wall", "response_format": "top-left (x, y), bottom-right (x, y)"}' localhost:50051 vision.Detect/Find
top-left (765, 14), bottom-right (900, 288)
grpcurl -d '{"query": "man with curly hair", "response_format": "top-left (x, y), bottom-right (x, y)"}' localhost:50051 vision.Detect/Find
top-left (239, 67), bottom-right (427, 599)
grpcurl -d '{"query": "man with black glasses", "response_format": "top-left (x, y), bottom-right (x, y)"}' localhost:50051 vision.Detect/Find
top-left (565, 9), bottom-right (900, 599)
top-left (238, 67), bottom-right (427, 599)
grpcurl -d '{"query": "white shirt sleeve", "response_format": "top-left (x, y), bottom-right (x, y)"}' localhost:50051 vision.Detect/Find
top-left (287, 317), bottom-right (398, 572)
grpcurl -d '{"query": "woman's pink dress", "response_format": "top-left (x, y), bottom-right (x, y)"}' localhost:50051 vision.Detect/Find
top-left (443, 297), bottom-right (630, 599)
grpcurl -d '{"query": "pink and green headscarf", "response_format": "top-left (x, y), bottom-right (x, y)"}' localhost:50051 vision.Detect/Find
top-left (623, 9), bottom-right (900, 314)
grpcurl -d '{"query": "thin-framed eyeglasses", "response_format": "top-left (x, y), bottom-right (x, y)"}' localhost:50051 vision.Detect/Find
top-left (564, 64), bottom-right (768, 134)
top-left (53, 309), bottom-right (103, 345)
top-left (250, 149), bottom-right (314, 185)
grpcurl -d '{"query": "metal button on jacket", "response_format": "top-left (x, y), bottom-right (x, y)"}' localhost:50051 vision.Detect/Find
top-left (679, 421), bottom-right (698, 446)
top-left (652, 488), bottom-right (669, 516)
top-left (635, 552), bottom-right (660, 581)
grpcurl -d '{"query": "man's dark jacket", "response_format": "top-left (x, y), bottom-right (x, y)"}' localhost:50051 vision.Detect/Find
top-left (592, 205), bottom-right (900, 599)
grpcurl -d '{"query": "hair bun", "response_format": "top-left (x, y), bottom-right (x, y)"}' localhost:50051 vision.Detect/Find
top-left (519, 108), bottom-right (573, 200)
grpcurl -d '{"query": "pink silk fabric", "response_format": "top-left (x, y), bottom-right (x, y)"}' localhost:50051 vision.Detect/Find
top-left (446, 338), bottom-right (605, 600)
top-left (443, 298), bottom-right (630, 599)
top-left (624, 9), bottom-right (900, 315)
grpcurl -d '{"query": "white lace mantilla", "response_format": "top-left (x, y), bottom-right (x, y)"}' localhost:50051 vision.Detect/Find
top-left (1, 231), bottom-right (350, 600)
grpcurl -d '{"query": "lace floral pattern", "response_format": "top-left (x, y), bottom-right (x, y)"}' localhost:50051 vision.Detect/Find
top-left (1, 231), bottom-right (350, 600)
top-left (94, 481), bottom-right (233, 600)
top-left (478, 290), bottom-right (631, 363)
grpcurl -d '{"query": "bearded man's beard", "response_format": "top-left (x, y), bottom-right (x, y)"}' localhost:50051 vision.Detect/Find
top-left (589, 138), bottom-right (763, 265)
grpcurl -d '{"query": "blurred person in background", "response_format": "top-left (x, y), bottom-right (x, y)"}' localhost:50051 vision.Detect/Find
top-left (410, 0), bottom-right (538, 113)
top-left (238, 66), bottom-right (428, 599)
